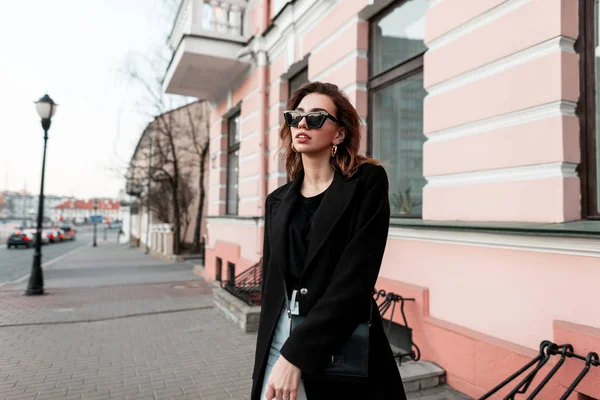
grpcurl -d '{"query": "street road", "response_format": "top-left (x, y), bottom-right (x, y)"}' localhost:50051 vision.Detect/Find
top-left (0, 225), bottom-right (118, 285)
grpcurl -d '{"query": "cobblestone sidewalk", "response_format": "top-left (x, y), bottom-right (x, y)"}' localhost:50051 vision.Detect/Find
top-left (0, 282), bottom-right (256, 400)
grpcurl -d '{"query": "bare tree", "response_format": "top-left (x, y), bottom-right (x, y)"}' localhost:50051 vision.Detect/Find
top-left (182, 107), bottom-right (210, 254)
top-left (116, 0), bottom-right (210, 256)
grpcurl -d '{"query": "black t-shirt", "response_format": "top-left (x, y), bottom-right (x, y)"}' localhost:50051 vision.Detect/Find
top-left (287, 190), bottom-right (327, 295)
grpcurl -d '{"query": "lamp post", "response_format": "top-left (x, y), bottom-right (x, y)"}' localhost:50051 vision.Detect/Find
top-left (25, 94), bottom-right (58, 296)
top-left (145, 132), bottom-right (152, 255)
top-left (93, 199), bottom-right (98, 247)
top-left (126, 175), bottom-right (143, 247)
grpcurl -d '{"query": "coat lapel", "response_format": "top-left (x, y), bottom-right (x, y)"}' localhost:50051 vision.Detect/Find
top-left (269, 170), bottom-right (303, 278)
top-left (302, 170), bottom-right (358, 274)
top-left (269, 169), bottom-right (358, 280)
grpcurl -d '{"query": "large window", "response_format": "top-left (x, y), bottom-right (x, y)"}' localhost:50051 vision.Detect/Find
top-left (369, 0), bottom-right (428, 217)
top-left (226, 112), bottom-right (240, 215)
top-left (580, 0), bottom-right (600, 219)
top-left (289, 67), bottom-right (309, 97)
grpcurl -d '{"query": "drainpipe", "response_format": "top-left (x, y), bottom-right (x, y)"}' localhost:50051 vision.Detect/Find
top-left (257, 48), bottom-right (268, 250)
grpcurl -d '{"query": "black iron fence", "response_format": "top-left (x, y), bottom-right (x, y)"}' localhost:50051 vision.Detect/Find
top-left (373, 288), bottom-right (420, 364)
top-left (221, 258), bottom-right (263, 306)
top-left (480, 340), bottom-right (599, 400)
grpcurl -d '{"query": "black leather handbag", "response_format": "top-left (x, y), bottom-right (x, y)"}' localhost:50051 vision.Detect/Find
top-left (283, 278), bottom-right (371, 380)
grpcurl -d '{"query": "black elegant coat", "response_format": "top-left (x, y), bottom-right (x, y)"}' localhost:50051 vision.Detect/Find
top-left (251, 163), bottom-right (407, 400)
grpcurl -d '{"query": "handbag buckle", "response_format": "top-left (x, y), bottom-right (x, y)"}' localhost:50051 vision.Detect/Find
top-left (331, 354), bottom-right (346, 363)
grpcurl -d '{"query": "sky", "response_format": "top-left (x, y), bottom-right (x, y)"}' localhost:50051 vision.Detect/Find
top-left (0, 0), bottom-right (179, 200)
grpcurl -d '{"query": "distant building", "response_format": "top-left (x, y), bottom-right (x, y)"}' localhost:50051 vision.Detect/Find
top-left (0, 190), bottom-right (70, 222)
top-left (54, 199), bottom-right (121, 224)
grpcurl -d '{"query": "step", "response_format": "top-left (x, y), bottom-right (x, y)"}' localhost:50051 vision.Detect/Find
top-left (399, 360), bottom-right (446, 393)
top-left (406, 384), bottom-right (474, 400)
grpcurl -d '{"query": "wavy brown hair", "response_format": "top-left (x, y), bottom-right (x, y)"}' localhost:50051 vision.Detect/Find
top-left (278, 82), bottom-right (380, 180)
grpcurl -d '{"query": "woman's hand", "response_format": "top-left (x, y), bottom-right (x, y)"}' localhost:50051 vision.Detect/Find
top-left (265, 355), bottom-right (301, 400)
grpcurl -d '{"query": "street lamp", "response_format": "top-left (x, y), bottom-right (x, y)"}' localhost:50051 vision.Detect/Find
top-left (25, 94), bottom-right (58, 296)
top-left (126, 174), bottom-right (143, 247)
top-left (93, 199), bottom-right (98, 247)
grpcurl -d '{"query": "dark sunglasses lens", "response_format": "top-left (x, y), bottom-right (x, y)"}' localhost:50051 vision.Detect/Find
top-left (284, 112), bottom-right (302, 127)
top-left (306, 113), bottom-right (325, 128)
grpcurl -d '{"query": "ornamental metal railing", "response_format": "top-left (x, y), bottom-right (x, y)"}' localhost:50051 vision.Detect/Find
top-left (480, 340), bottom-right (599, 400)
top-left (221, 258), bottom-right (263, 306)
top-left (373, 289), bottom-right (420, 365)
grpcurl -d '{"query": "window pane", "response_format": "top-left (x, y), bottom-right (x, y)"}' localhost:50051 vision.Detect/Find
top-left (227, 149), bottom-right (239, 215)
top-left (372, 72), bottom-right (427, 216)
top-left (371, 0), bottom-right (428, 76)
top-left (595, 0), bottom-right (600, 210)
top-left (228, 113), bottom-right (240, 146)
top-left (289, 68), bottom-right (309, 97)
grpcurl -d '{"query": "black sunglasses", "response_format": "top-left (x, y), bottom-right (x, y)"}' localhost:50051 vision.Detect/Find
top-left (283, 110), bottom-right (340, 129)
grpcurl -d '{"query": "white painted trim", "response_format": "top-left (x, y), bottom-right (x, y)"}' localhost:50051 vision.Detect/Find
top-left (312, 50), bottom-right (368, 82)
top-left (211, 134), bottom-right (227, 142)
top-left (243, 87), bottom-right (260, 101)
top-left (427, 37), bottom-right (576, 96)
top-left (269, 102), bottom-right (287, 112)
top-left (240, 196), bottom-right (260, 202)
top-left (268, 148), bottom-right (281, 157)
top-left (341, 82), bottom-right (368, 93)
top-left (207, 217), bottom-right (264, 226)
top-left (241, 110), bottom-right (260, 123)
top-left (239, 174), bottom-right (260, 183)
top-left (425, 162), bottom-right (578, 187)
top-left (211, 167), bottom-right (227, 173)
top-left (209, 200), bottom-right (226, 205)
top-left (210, 184), bottom-right (227, 188)
top-left (240, 152), bottom-right (259, 163)
top-left (425, 101), bottom-right (578, 142)
top-left (310, 16), bottom-right (360, 55)
top-left (268, 171), bottom-right (288, 179)
top-left (426, 0), bottom-right (531, 51)
top-left (388, 227), bottom-right (600, 258)
top-left (242, 130), bottom-right (258, 140)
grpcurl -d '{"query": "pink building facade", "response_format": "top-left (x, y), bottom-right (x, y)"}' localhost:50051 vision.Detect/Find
top-left (164, 0), bottom-right (600, 398)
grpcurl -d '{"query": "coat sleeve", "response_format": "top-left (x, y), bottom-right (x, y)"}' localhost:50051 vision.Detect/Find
top-left (261, 193), bottom-right (271, 297)
top-left (279, 165), bottom-right (391, 375)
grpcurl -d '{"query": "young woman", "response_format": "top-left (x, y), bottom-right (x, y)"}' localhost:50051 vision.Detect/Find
top-left (251, 82), bottom-right (406, 400)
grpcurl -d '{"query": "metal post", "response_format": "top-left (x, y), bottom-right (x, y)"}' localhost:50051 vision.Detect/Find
top-left (104, 225), bottom-right (107, 241)
top-left (92, 203), bottom-right (97, 247)
top-left (145, 132), bottom-right (152, 255)
top-left (25, 123), bottom-right (49, 296)
top-left (21, 182), bottom-right (27, 229)
top-left (129, 199), bottom-right (133, 247)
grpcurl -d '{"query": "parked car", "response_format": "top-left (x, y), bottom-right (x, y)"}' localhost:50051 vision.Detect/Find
top-left (7, 232), bottom-right (36, 249)
top-left (59, 225), bottom-right (75, 240)
top-left (44, 229), bottom-right (61, 243)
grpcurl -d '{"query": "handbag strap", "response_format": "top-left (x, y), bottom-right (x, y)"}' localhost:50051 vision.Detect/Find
top-left (281, 275), bottom-right (373, 326)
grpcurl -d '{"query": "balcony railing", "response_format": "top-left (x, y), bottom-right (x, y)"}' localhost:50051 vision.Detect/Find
top-left (169, 0), bottom-right (247, 51)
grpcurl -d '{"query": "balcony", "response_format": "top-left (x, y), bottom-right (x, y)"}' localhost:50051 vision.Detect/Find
top-left (163, 0), bottom-right (251, 100)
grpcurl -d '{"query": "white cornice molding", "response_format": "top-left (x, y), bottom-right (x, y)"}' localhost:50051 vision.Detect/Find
top-left (388, 226), bottom-right (600, 258)
top-left (425, 101), bottom-right (577, 142)
top-left (426, 0), bottom-right (531, 50)
top-left (427, 37), bottom-right (576, 96)
top-left (425, 162), bottom-right (578, 187)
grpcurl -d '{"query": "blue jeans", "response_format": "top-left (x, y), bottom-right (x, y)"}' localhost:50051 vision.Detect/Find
top-left (260, 306), bottom-right (308, 400)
